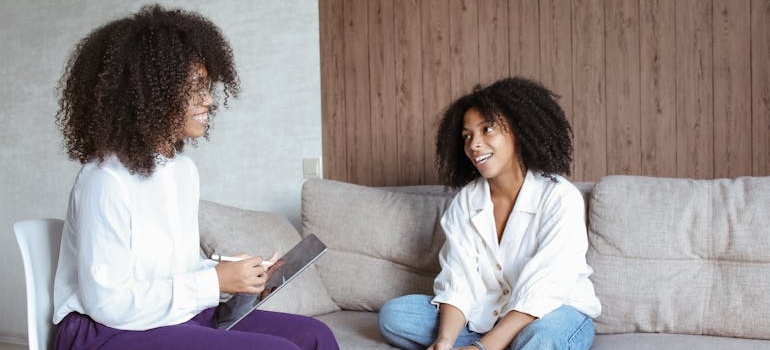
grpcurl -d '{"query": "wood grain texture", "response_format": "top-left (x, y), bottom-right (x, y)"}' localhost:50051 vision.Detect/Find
top-left (606, 0), bottom-right (642, 176)
top-left (420, 0), bottom-right (451, 184)
top-left (343, 0), bottom-right (372, 184)
top-left (319, 0), bottom-right (770, 185)
top-left (675, 0), bottom-right (714, 178)
top-left (640, 0), bottom-right (677, 177)
top-left (713, 0), bottom-right (751, 178)
top-left (752, 0), bottom-right (770, 176)
top-left (394, 0), bottom-right (424, 185)
top-left (572, 0), bottom-right (606, 181)
top-left (319, 0), bottom-right (347, 181)
top-left (368, 0), bottom-right (398, 186)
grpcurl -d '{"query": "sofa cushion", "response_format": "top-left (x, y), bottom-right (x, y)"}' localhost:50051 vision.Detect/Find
top-left (587, 175), bottom-right (770, 340)
top-left (301, 179), bottom-right (453, 311)
top-left (198, 199), bottom-right (340, 316)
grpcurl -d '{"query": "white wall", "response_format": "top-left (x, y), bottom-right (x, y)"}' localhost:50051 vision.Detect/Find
top-left (0, 0), bottom-right (321, 344)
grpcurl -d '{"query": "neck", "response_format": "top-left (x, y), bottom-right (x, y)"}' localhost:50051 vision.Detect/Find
top-left (488, 168), bottom-right (527, 199)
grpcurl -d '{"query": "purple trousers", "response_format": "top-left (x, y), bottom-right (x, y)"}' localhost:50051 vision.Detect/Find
top-left (55, 307), bottom-right (339, 350)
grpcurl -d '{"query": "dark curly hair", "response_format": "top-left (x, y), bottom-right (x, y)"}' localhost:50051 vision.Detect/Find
top-left (55, 4), bottom-right (239, 176)
top-left (435, 77), bottom-right (573, 189)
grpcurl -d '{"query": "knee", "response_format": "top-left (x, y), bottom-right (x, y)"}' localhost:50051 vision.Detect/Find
top-left (298, 317), bottom-right (337, 347)
top-left (378, 294), bottom-right (428, 341)
top-left (511, 322), bottom-right (563, 350)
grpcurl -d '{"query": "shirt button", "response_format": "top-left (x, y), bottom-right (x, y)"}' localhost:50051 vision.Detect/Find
top-left (492, 310), bottom-right (499, 317)
top-left (503, 289), bottom-right (510, 295)
top-left (496, 264), bottom-right (502, 271)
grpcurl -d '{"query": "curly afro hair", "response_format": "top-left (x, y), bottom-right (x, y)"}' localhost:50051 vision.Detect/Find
top-left (435, 77), bottom-right (573, 189)
top-left (55, 4), bottom-right (239, 176)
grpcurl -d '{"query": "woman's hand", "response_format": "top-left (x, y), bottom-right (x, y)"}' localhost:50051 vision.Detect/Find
top-left (426, 336), bottom-right (454, 350)
top-left (215, 253), bottom-right (278, 294)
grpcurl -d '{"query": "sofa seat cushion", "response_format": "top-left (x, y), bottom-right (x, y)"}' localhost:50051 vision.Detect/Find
top-left (301, 179), bottom-right (453, 311)
top-left (587, 175), bottom-right (770, 340)
top-left (315, 311), bottom-right (397, 350)
top-left (198, 199), bottom-right (339, 316)
top-left (592, 333), bottom-right (770, 350)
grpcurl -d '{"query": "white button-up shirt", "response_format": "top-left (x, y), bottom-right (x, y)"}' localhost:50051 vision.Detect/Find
top-left (53, 154), bottom-right (220, 330)
top-left (432, 171), bottom-right (601, 333)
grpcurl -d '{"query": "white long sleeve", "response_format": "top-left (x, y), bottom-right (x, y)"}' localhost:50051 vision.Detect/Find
top-left (53, 154), bottom-right (220, 330)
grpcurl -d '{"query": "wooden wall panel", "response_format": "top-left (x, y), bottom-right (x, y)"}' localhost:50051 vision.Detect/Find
top-left (675, 0), bottom-right (714, 178)
top-left (420, 0), bottom-right (451, 184)
top-left (449, 0), bottom-right (480, 98)
top-left (342, 0), bottom-right (372, 184)
top-left (319, 0), bottom-right (347, 181)
top-left (572, 0), bottom-right (606, 180)
top-left (508, 0), bottom-right (540, 80)
top-left (368, 0), bottom-right (398, 186)
top-left (606, 0), bottom-right (642, 175)
top-left (478, 0), bottom-right (510, 85)
top-left (539, 0), bottom-right (574, 175)
top-left (319, 0), bottom-right (770, 185)
top-left (394, 0), bottom-right (424, 185)
top-left (713, 0), bottom-right (751, 178)
top-left (751, 0), bottom-right (770, 176)
top-left (640, 0), bottom-right (677, 177)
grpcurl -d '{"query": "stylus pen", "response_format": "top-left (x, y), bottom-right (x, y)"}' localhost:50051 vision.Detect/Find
top-left (210, 254), bottom-right (274, 267)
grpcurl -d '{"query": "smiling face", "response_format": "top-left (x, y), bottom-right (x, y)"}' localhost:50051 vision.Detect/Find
top-left (179, 64), bottom-right (213, 140)
top-left (462, 107), bottom-right (521, 183)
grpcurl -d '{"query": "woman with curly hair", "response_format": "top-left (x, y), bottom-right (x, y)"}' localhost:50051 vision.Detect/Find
top-left (52, 5), bottom-right (338, 350)
top-left (379, 77), bottom-right (601, 350)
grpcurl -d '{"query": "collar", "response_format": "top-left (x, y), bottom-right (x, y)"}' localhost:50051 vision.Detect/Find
top-left (468, 170), bottom-right (545, 215)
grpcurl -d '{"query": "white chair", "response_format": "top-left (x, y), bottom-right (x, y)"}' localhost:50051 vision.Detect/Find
top-left (14, 218), bottom-right (64, 350)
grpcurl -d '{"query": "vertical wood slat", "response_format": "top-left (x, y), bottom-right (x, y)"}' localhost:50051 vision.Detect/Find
top-left (640, 0), bottom-right (677, 177)
top-left (713, 0), bottom-right (751, 178)
top-left (752, 0), bottom-right (770, 176)
top-left (508, 0), bottom-right (540, 81)
top-left (449, 0), bottom-right (480, 98)
top-left (539, 0), bottom-right (575, 177)
top-left (394, 0), bottom-right (424, 185)
top-left (319, 0), bottom-right (347, 181)
top-left (605, 0), bottom-right (642, 175)
top-left (676, 0), bottom-right (714, 178)
top-left (478, 0), bottom-right (510, 85)
top-left (368, 0), bottom-right (398, 186)
top-left (343, 0), bottom-right (372, 184)
top-left (572, 0), bottom-right (607, 181)
top-left (420, 0), bottom-right (451, 184)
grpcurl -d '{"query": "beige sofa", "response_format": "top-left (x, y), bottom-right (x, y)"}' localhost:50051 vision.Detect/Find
top-left (199, 175), bottom-right (770, 349)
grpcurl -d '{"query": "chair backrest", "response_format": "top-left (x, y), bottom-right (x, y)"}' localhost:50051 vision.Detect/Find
top-left (14, 218), bottom-right (64, 350)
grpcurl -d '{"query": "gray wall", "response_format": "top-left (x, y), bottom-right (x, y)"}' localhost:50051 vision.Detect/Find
top-left (0, 0), bottom-right (321, 344)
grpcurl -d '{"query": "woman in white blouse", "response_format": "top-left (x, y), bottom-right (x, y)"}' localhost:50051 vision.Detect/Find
top-left (379, 77), bottom-right (601, 350)
top-left (52, 5), bottom-right (338, 350)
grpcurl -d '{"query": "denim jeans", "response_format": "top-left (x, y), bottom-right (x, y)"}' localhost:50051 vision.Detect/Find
top-left (378, 294), bottom-right (595, 350)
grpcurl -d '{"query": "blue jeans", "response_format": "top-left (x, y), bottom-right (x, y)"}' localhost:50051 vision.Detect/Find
top-left (378, 294), bottom-right (594, 350)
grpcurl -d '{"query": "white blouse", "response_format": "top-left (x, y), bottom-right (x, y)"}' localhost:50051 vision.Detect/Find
top-left (53, 154), bottom-right (220, 330)
top-left (432, 171), bottom-right (601, 333)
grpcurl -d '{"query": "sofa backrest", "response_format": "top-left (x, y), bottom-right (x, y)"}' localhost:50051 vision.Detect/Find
top-left (587, 175), bottom-right (770, 340)
top-left (301, 179), bottom-right (454, 311)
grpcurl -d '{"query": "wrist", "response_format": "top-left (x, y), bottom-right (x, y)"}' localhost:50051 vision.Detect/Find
top-left (471, 340), bottom-right (488, 350)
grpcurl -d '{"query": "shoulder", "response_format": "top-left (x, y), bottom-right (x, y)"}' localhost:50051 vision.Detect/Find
top-left (531, 173), bottom-right (584, 210)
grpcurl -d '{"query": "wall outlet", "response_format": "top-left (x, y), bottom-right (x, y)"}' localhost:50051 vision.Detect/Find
top-left (302, 157), bottom-right (322, 179)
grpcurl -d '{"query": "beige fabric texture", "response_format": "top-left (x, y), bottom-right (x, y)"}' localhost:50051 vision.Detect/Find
top-left (301, 179), bottom-right (453, 311)
top-left (198, 199), bottom-right (339, 316)
top-left (587, 175), bottom-right (770, 340)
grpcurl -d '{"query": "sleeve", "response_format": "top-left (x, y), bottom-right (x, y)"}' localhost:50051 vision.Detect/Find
top-left (74, 170), bottom-right (219, 329)
top-left (505, 185), bottom-right (590, 318)
top-left (431, 194), bottom-right (484, 323)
